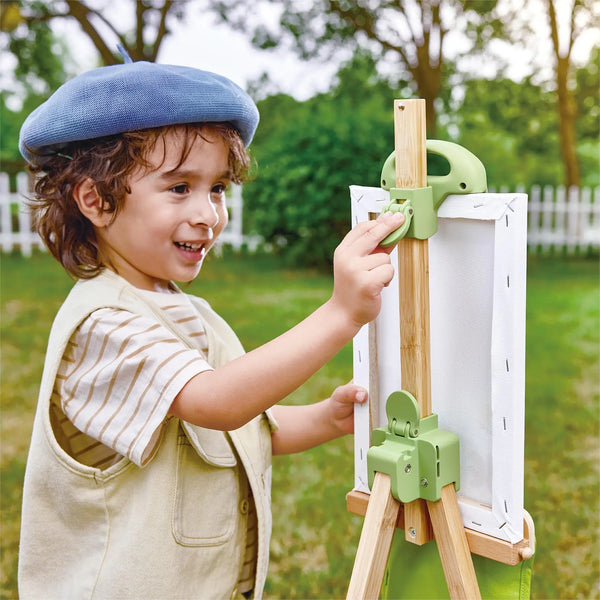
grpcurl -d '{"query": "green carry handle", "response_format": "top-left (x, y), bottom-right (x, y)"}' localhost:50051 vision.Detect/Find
top-left (379, 140), bottom-right (487, 246)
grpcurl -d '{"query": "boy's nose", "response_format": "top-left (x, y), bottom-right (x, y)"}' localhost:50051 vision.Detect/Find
top-left (189, 194), bottom-right (219, 228)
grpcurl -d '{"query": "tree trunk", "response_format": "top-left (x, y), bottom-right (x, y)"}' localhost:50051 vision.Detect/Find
top-left (556, 57), bottom-right (580, 187)
top-left (546, 0), bottom-right (580, 187)
top-left (412, 67), bottom-right (440, 138)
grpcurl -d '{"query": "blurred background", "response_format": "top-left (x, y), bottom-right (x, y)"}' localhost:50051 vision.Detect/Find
top-left (1, 0), bottom-right (599, 265)
top-left (1, 1), bottom-right (599, 598)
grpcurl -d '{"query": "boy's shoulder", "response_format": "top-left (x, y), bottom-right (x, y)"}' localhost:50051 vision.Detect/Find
top-left (58, 271), bottom-right (217, 334)
top-left (59, 270), bottom-right (139, 315)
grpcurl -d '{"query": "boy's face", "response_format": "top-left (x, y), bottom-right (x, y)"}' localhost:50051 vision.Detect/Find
top-left (93, 128), bottom-right (231, 291)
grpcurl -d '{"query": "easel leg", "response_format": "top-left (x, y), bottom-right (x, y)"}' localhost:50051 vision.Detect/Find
top-left (347, 473), bottom-right (400, 600)
top-left (348, 481), bottom-right (481, 600)
top-left (427, 485), bottom-right (481, 600)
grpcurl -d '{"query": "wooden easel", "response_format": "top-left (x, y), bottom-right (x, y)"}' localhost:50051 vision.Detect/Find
top-left (346, 100), bottom-right (533, 600)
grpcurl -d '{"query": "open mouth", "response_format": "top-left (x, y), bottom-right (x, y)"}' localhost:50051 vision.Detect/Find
top-left (175, 241), bottom-right (205, 252)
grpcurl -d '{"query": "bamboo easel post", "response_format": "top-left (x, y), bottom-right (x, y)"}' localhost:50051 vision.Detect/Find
top-left (394, 99), bottom-right (434, 547)
top-left (394, 99), bottom-right (480, 599)
top-left (346, 100), bottom-right (481, 600)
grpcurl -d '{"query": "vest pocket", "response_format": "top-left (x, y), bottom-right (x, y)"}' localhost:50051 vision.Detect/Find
top-left (172, 434), bottom-right (238, 546)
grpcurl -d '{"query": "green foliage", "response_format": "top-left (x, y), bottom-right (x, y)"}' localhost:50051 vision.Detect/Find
top-left (0, 94), bottom-right (25, 172)
top-left (449, 77), bottom-right (564, 188)
top-left (575, 45), bottom-right (600, 143)
top-left (0, 92), bottom-right (46, 173)
top-left (6, 1), bottom-right (70, 94)
top-left (448, 48), bottom-right (600, 188)
top-left (1, 1), bottom-right (73, 170)
top-left (245, 47), bottom-right (599, 266)
top-left (215, 0), bottom-right (508, 137)
top-left (577, 140), bottom-right (600, 187)
top-left (245, 53), bottom-right (397, 268)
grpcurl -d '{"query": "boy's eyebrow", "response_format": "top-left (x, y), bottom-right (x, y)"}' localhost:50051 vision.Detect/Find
top-left (156, 167), bottom-right (233, 181)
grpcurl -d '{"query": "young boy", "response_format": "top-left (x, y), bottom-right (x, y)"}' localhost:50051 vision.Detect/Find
top-left (18, 55), bottom-right (404, 599)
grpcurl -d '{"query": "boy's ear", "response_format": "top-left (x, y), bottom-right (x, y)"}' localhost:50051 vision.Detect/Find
top-left (73, 178), bottom-right (112, 227)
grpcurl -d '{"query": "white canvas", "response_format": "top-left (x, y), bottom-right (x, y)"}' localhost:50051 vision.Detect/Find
top-left (351, 186), bottom-right (527, 544)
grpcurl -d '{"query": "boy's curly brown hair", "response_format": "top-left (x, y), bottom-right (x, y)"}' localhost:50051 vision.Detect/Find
top-left (27, 123), bottom-right (251, 280)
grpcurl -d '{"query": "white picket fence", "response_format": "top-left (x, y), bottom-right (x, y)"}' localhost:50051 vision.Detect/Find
top-left (0, 173), bottom-right (258, 256)
top-left (0, 172), bottom-right (44, 257)
top-left (490, 184), bottom-right (600, 254)
top-left (1, 173), bottom-right (599, 257)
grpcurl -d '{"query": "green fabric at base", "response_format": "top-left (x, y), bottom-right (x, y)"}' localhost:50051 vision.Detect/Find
top-left (382, 535), bottom-right (534, 600)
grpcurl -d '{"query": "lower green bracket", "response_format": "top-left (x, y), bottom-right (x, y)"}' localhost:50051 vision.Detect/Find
top-left (367, 390), bottom-right (460, 504)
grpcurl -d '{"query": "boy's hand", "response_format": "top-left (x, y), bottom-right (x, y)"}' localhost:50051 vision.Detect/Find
top-left (328, 382), bottom-right (368, 436)
top-left (331, 212), bottom-right (404, 329)
top-left (269, 382), bottom-right (368, 455)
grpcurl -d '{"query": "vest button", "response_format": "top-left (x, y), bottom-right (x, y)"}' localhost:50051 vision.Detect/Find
top-left (240, 499), bottom-right (250, 514)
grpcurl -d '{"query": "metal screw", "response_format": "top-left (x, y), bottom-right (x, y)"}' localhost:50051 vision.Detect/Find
top-left (398, 103), bottom-right (405, 111)
top-left (420, 478), bottom-right (429, 487)
top-left (409, 528), bottom-right (417, 537)
top-left (405, 464), bottom-right (412, 473)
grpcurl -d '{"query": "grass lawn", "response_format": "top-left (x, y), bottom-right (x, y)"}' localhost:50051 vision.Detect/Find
top-left (1, 250), bottom-right (598, 599)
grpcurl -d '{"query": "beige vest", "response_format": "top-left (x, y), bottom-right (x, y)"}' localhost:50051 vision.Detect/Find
top-left (19, 270), bottom-right (273, 599)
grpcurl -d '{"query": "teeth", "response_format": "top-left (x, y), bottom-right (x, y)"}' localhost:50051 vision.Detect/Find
top-left (176, 242), bottom-right (203, 251)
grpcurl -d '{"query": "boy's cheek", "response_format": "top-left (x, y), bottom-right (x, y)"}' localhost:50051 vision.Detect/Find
top-left (215, 213), bottom-right (229, 238)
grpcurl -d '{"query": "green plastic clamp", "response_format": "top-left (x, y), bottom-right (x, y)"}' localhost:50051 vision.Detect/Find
top-left (367, 390), bottom-right (460, 504)
top-left (379, 139), bottom-right (488, 246)
top-left (385, 198), bottom-right (414, 239)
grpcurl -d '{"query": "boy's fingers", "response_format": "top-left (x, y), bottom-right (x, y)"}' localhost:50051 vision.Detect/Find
top-left (343, 213), bottom-right (404, 254)
top-left (355, 390), bottom-right (368, 403)
top-left (367, 263), bottom-right (395, 288)
top-left (344, 213), bottom-right (401, 244)
top-left (363, 252), bottom-right (393, 271)
top-left (335, 383), bottom-right (368, 403)
top-left (371, 241), bottom-right (398, 256)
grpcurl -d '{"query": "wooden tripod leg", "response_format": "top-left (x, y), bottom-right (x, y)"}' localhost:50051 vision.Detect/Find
top-left (427, 485), bottom-right (481, 600)
top-left (347, 473), bottom-right (401, 600)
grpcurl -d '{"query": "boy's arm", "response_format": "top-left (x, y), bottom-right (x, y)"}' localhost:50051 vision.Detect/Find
top-left (169, 212), bottom-right (403, 431)
top-left (269, 383), bottom-right (367, 455)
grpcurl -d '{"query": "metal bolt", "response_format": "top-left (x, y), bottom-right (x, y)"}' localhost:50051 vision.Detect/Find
top-left (404, 464), bottom-right (412, 473)
top-left (420, 478), bottom-right (429, 487)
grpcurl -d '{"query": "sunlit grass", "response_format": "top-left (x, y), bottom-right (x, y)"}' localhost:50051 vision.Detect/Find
top-left (1, 251), bottom-right (598, 599)
top-left (523, 257), bottom-right (599, 600)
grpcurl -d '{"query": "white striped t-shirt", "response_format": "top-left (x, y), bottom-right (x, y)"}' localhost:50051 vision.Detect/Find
top-left (51, 289), bottom-right (212, 468)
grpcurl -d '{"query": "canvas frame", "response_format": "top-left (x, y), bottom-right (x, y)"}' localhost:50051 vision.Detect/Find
top-left (351, 185), bottom-right (528, 544)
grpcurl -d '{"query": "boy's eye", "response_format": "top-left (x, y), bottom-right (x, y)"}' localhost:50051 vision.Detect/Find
top-left (211, 183), bottom-right (228, 197)
top-left (170, 183), bottom-right (189, 194)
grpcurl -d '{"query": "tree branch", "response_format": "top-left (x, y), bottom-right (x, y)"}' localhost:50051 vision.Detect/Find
top-left (65, 0), bottom-right (121, 64)
top-left (566, 0), bottom-right (582, 58)
top-left (150, 0), bottom-right (175, 62)
top-left (412, 0), bottom-right (426, 48)
top-left (136, 0), bottom-right (146, 58)
top-left (327, 0), bottom-right (414, 68)
top-left (545, 0), bottom-right (560, 58)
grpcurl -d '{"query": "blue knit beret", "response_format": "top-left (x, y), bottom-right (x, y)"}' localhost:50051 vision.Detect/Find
top-left (19, 59), bottom-right (259, 163)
